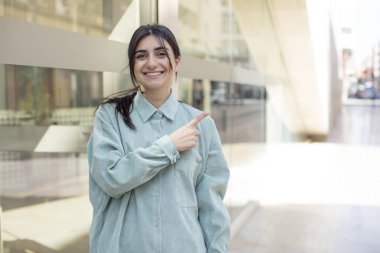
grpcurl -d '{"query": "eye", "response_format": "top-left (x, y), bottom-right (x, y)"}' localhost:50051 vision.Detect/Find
top-left (135, 53), bottom-right (147, 60)
top-left (156, 50), bottom-right (167, 58)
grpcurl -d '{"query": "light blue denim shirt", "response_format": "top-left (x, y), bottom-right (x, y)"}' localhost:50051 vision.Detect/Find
top-left (87, 90), bottom-right (231, 253)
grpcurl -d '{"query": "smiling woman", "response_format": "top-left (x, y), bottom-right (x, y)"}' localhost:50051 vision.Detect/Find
top-left (87, 24), bottom-right (231, 253)
top-left (133, 35), bottom-right (180, 105)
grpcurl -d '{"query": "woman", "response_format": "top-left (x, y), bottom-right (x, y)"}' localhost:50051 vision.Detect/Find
top-left (87, 24), bottom-right (230, 253)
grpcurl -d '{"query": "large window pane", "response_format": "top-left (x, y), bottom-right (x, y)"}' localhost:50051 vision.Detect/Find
top-left (0, 64), bottom-right (131, 252)
top-left (179, 78), bottom-right (266, 143)
top-left (178, 76), bottom-right (267, 219)
top-left (178, 0), bottom-right (267, 219)
top-left (178, 0), bottom-right (253, 69)
top-left (1, 0), bottom-right (138, 41)
top-left (1, 65), bottom-right (102, 127)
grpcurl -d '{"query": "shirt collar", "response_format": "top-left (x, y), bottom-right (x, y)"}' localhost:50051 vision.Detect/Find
top-left (134, 90), bottom-right (178, 122)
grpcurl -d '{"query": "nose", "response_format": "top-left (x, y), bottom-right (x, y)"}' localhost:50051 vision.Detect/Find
top-left (146, 54), bottom-right (157, 68)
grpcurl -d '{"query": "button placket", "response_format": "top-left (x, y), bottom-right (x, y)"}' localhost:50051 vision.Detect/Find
top-left (151, 112), bottom-right (159, 139)
top-left (153, 111), bottom-right (163, 139)
top-left (153, 171), bottom-right (162, 252)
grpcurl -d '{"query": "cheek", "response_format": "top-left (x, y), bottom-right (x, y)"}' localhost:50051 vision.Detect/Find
top-left (133, 63), bottom-right (143, 75)
top-left (160, 58), bottom-right (171, 68)
top-left (133, 68), bottom-right (143, 83)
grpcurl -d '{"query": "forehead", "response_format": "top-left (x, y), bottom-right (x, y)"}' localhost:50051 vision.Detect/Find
top-left (136, 34), bottom-right (171, 51)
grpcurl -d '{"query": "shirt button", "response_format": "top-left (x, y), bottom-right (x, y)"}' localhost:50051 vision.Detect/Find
top-left (154, 112), bottom-right (162, 119)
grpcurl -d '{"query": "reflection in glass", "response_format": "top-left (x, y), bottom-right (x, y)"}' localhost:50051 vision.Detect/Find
top-left (0, 65), bottom-right (119, 253)
top-left (1, 0), bottom-right (137, 40)
top-left (0, 152), bottom-right (88, 209)
top-left (178, 0), bottom-right (253, 68)
top-left (179, 77), bottom-right (267, 144)
top-left (1, 65), bottom-right (102, 127)
top-left (210, 81), bottom-right (267, 143)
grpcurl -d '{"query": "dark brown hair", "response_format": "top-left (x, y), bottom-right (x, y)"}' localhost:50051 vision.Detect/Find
top-left (100, 24), bottom-right (181, 129)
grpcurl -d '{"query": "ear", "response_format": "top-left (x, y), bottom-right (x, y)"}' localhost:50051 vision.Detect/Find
top-left (174, 56), bottom-right (181, 72)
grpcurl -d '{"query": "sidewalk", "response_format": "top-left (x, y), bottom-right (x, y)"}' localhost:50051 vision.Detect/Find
top-left (226, 143), bottom-right (380, 253)
top-left (2, 195), bottom-right (91, 252)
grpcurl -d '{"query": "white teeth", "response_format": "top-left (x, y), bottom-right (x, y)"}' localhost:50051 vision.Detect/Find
top-left (146, 72), bottom-right (161, 76)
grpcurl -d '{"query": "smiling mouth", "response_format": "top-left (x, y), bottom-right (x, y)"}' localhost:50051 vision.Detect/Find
top-left (145, 71), bottom-right (163, 76)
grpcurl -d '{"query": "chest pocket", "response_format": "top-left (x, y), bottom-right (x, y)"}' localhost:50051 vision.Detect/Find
top-left (174, 148), bottom-right (203, 208)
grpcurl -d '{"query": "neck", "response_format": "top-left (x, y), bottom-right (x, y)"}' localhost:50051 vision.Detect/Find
top-left (142, 88), bottom-right (171, 108)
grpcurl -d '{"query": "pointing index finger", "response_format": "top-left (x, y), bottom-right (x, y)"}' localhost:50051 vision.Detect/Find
top-left (189, 112), bottom-right (210, 127)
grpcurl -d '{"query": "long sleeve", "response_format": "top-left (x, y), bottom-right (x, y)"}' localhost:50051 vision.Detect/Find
top-left (88, 105), bottom-right (179, 198)
top-left (196, 120), bottom-right (231, 253)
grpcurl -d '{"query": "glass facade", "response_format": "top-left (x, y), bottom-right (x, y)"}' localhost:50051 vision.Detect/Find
top-left (0, 0), bottom-right (273, 252)
top-left (1, 65), bottom-right (102, 125)
top-left (1, 0), bottom-right (138, 41)
top-left (178, 0), bottom-right (254, 69)
top-left (0, 66), bottom-right (99, 252)
top-left (178, 78), bottom-right (266, 144)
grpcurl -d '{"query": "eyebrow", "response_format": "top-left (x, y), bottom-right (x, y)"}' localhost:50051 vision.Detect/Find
top-left (135, 47), bottom-right (169, 54)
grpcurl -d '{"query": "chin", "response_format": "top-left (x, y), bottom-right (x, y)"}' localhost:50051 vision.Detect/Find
top-left (142, 85), bottom-right (169, 92)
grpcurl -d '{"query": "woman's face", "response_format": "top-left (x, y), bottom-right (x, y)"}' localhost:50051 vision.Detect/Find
top-left (133, 35), bottom-right (180, 94)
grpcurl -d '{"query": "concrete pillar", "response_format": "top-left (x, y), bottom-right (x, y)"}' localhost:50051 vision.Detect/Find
top-left (140, 0), bottom-right (158, 24)
top-left (158, 0), bottom-right (179, 36)
top-left (203, 80), bottom-right (211, 113)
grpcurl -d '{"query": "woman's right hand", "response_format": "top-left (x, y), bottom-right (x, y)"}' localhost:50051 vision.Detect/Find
top-left (169, 112), bottom-right (209, 152)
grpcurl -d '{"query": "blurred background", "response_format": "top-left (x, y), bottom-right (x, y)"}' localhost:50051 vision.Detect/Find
top-left (1, 0), bottom-right (380, 252)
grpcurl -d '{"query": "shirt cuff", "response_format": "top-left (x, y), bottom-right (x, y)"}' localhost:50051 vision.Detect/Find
top-left (156, 135), bottom-right (180, 164)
